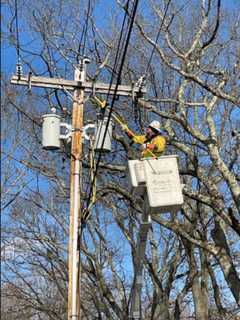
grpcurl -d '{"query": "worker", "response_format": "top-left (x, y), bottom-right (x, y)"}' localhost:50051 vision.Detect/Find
top-left (121, 120), bottom-right (166, 158)
top-left (90, 96), bottom-right (166, 157)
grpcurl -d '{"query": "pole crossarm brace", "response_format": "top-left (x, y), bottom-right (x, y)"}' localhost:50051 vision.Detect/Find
top-left (10, 74), bottom-right (146, 97)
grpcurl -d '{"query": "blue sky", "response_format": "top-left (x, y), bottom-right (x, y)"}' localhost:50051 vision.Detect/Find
top-left (2, 0), bottom-right (240, 311)
top-left (2, 0), bottom-right (239, 77)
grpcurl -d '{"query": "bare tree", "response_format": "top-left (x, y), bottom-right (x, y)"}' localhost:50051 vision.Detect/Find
top-left (2, 0), bottom-right (240, 319)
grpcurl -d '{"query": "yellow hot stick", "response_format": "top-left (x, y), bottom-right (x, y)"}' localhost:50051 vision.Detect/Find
top-left (91, 96), bottom-right (157, 157)
top-left (93, 96), bottom-right (107, 109)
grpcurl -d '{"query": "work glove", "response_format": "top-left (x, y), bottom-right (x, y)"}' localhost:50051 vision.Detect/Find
top-left (140, 143), bottom-right (147, 151)
top-left (141, 143), bottom-right (155, 151)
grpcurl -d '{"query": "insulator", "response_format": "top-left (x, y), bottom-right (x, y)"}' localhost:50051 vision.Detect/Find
top-left (16, 63), bottom-right (23, 78)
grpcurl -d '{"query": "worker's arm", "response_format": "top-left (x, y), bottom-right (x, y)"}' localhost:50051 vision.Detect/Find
top-left (90, 97), bottom-right (147, 144)
top-left (121, 124), bottom-right (146, 144)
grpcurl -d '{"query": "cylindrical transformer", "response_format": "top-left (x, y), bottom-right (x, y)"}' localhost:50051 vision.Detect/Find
top-left (94, 117), bottom-right (113, 152)
top-left (42, 114), bottom-right (61, 150)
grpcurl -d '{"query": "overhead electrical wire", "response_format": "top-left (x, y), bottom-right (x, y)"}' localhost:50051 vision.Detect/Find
top-left (82, 2), bottom-right (133, 223)
top-left (90, 0), bottom-right (139, 189)
top-left (87, 0), bottom-right (131, 157)
top-left (83, 0), bottom-right (140, 224)
top-left (77, 0), bottom-right (92, 62)
top-left (82, 0), bottom-right (131, 204)
top-left (14, 0), bottom-right (20, 61)
top-left (79, 0), bottom-right (165, 308)
top-left (82, 0), bottom-right (91, 57)
top-left (14, 0), bottom-right (22, 78)
top-left (83, 0), bottom-right (172, 223)
top-left (82, 1), bottom-right (131, 219)
top-left (93, 0), bottom-right (171, 177)
top-left (99, 1), bottom-right (131, 104)
top-left (77, 0), bottom-right (132, 300)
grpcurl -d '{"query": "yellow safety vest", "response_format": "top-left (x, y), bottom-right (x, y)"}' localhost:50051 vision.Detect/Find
top-left (131, 134), bottom-right (166, 158)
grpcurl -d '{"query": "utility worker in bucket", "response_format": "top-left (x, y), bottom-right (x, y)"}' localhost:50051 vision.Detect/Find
top-left (121, 120), bottom-right (166, 158)
top-left (89, 95), bottom-right (166, 158)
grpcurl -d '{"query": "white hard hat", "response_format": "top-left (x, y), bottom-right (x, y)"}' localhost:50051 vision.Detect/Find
top-left (148, 120), bottom-right (161, 133)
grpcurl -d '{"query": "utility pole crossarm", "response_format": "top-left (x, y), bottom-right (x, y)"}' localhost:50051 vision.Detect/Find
top-left (10, 74), bottom-right (146, 97)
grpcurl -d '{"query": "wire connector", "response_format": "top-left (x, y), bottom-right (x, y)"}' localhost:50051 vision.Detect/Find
top-left (135, 75), bottom-right (146, 90)
top-left (133, 75), bottom-right (146, 101)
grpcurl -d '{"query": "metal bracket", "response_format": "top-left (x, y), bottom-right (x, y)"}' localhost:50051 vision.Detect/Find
top-left (92, 81), bottom-right (96, 98)
top-left (61, 86), bottom-right (76, 102)
top-left (28, 72), bottom-right (32, 91)
top-left (83, 123), bottom-right (95, 141)
top-left (60, 123), bottom-right (72, 141)
top-left (79, 57), bottom-right (90, 83)
top-left (133, 76), bottom-right (146, 101)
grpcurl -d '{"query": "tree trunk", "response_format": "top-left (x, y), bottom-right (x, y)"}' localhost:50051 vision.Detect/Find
top-left (211, 219), bottom-right (240, 306)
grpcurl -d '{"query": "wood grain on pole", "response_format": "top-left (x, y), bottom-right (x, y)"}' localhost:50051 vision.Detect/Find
top-left (68, 68), bottom-right (84, 320)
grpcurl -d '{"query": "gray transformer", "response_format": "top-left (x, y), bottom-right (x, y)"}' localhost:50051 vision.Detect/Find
top-left (42, 113), bottom-right (61, 150)
top-left (94, 117), bottom-right (113, 152)
top-left (42, 113), bottom-right (72, 150)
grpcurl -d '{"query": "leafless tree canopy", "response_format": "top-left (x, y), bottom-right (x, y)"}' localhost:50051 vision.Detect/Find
top-left (2, 0), bottom-right (240, 319)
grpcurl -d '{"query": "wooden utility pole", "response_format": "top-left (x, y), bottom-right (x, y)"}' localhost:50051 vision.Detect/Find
top-left (11, 63), bottom-right (145, 320)
top-left (68, 66), bottom-right (84, 320)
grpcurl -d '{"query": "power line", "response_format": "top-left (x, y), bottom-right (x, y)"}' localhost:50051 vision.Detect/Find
top-left (88, 0), bottom-right (139, 204)
top-left (77, 24), bottom-right (86, 62)
top-left (82, 0), bottom-right (131, 215)
top-left (14, 0), bottom-right (20, 61)
top-left (82, 0), bottom-right (91, 57)
top-left (14, 0), bottom-right (22, 78)
top-left (84, 0), bottom-right (171, 216)
top-left (101, 1), bottom-right (131, 104)
top-left (77, 0), bottom-right (92, 62)
top-left (86, 0), bottom-right (132, 163)
top-left (78, 1), bottom-right (135, 306)
top-left (83, 0), bottom-right (140, 223)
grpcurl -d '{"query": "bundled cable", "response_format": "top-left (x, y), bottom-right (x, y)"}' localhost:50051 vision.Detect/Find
top-left (14, 0), bottom-right (22, 78)
top-left (82, 0), bottom-right (140, 226)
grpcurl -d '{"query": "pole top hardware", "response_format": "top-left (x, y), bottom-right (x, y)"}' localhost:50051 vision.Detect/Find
top-left (82, 57), bottom-right (90, 64)
top-left (27, 71), bottom-right (32, 91)
top-left (132, 75), bottom-right (146, 101)
top-left (10, 74), bottom-right (146, 97)
top-left (60, 123), bottom-right (72, 141)
top-left (15, 62), bottom-right (23, 80)
top-left (83, 123), bottom-right (95, 141)
top-left (78, 57), bottom-right (90, 83)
